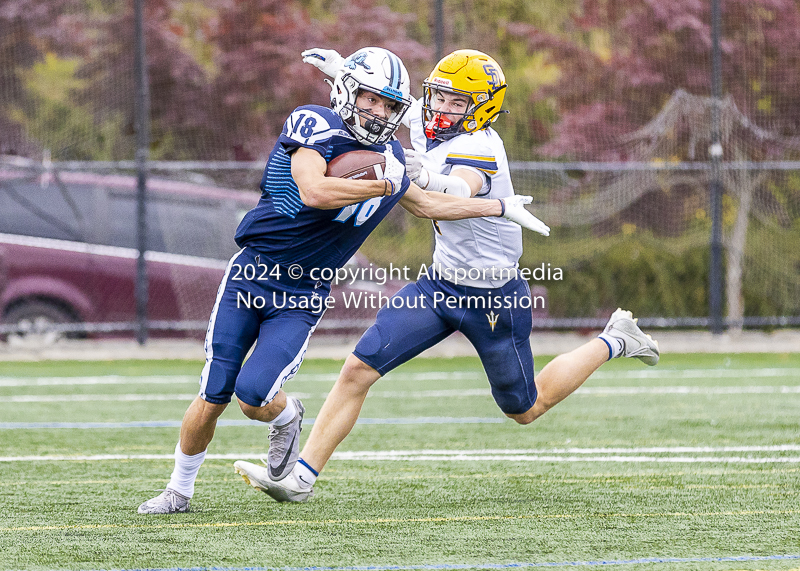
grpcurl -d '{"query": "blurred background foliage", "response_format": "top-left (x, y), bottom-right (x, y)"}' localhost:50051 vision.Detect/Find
top-left (0, 0), bottom-right (577, 160)
top-left (1, 0), bottom-right (799, 320)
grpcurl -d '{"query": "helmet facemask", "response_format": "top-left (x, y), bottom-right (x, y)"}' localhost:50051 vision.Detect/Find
top-left (422, 86), bottom-right (476, 140)
top-left (343, 84), bottom-right (409, 145)
top-left (421, 50), bottom-right (508, 141)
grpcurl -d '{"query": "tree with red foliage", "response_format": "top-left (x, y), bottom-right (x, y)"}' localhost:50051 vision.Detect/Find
top-left (510, 0), bottom-right (800, 160)
top-left (1, 0), bottom-right (430, 161)
top-left (210, 0), bottom-right (431, 159)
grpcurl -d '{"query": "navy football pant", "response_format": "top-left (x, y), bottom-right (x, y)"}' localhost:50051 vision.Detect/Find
top-left (354, 275), bottom-right (537, 415)
top-left (199, 248), bottom-right (326, 408)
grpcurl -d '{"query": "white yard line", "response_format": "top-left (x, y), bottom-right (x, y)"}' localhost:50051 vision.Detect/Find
top-left (2, 368), bottom-right (797, 388)
top-left (0, 376), bottom-right (198, 387)
top-left (0, 371), bottom-right (483, 387)
top-left (7, 384), bottom-right (800, 402)
top-left (576, 385), bottom-right (800, 395)
top-left (2, 446), bottom-right (800, 463)
top-left (41, 554), bottom-right (800, 571)
top-left (30, 555), bottom-right (800, 571)
top-left (0, 417), bottom-right (505, 429)
top-left (6, 394), bottom-right (199, 402)
top-left (588, 368), bottom-right (800, 379)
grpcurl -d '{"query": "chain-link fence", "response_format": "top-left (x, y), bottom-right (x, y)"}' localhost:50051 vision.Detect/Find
top-left (2, 154), bottom-right (797, 336)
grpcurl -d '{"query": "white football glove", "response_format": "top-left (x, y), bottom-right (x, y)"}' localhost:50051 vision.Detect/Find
top-left (404, 148), bottom-right (423, 183)
top-left (500, 195), bottom-right (550, 236)
top-left (382, 148), bottom-right (405, 195)
top-left (301, 48), bottom-right (344, 77)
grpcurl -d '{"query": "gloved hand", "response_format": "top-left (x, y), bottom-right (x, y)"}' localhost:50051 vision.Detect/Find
top-left (404, 148), bottom-right (424, 182)
top-left (301, 48), bottom-right (344, 77)
top-left (500, 195), bottom-right (550, 236)
top-left (382, 148), bottom-right (405, 195)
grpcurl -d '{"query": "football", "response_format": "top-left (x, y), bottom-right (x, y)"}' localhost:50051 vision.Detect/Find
top-left (325, 150), bottom-right (385, 180)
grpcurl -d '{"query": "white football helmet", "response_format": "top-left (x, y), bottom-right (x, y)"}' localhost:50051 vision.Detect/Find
top-left (330, 47), bottom-right (413, 145)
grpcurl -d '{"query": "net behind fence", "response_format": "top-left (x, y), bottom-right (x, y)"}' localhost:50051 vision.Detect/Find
top-left (1, 0), bottom-right (799, 338)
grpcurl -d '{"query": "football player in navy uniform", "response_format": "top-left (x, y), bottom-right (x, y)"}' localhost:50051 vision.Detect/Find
top-left (138, 47), bottom-right (549, 514)
top-left (239, 49), bottom-right (660, 503)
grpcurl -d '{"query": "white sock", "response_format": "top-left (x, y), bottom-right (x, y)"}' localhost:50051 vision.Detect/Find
top-left (294, 458), bottom-right (318, 489)
top-left (598, 333), bottom-right (624, 359)
top-left (167, 441), bottom-right (206, 498)
top-left (270, 397), bottom-right (297, 427)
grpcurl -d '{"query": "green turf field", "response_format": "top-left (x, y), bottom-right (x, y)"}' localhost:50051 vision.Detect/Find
top-left (1, 353), bottom-right (799, 571)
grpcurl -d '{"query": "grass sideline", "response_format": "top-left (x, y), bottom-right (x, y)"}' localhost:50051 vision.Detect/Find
top-left (0, 353), bottom-right (799, 571)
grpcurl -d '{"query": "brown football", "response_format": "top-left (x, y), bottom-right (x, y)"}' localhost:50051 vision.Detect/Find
top-left (325, 150), bottom-right (385, 180)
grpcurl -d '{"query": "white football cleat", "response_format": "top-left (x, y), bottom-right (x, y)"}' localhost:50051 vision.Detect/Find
top-left (602, 308), bottom-right (660, 366)
top-left (137, 488), bottom-right (190, 514)
top-left (234, 460), bottom-right (314, 503)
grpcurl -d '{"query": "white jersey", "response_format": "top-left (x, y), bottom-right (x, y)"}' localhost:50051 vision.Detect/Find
top-left (408, 98), bottom-right (522, 288)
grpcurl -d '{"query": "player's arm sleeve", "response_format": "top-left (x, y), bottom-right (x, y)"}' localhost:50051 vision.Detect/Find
top-left (417, 168), bottom-right (480, 197)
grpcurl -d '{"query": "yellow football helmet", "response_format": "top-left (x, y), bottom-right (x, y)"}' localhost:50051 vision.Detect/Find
top-left (422, 49), bottom-right (507, 140)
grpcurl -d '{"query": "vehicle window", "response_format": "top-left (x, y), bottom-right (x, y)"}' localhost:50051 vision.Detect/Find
top-left (106, 193), bottom-right (166, 252)
top-left (152, 197), bottom-right (231, 259)
top-left (107, 191), bottom-right (239, 259)
top-left (0, 173), bottom-right (246, 260)
top-left (0, 177), bottom-right (93, 242)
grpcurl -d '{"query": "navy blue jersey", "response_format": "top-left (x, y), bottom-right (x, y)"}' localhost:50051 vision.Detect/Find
top-left (235, 105), bottom-right (408, 279)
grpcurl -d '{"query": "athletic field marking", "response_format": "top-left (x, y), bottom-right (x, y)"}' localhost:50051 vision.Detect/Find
top-left (1, 476), bottom-right (791, 490)
top-left (22, 556), bottom-right (800, 571)
top-left (5, 394), bottom-right (199, 402)
top-left (0, 375), bottom-right (198, 387)
top-left (332, 445), bottom-right (800, 454)
top-left (6, 384), bottom-right (800, 402)
top-left (3, 469), bottom-right (799, 486)
top-left (2, 390), bottom-right (492, 402)
top-left (332, 453), bottom-right (800, 464)
top-left (3, 510), bottom-right (799, 533)
top-left (589, 367), bottom-right (800, 379)
top-left (3, 446), bottom-right (800, 463)
top-left (0, 417), bottom-right (504, 429)
top-left (1, 368), bottom-right (797, 388)
top-left (0, 371), bottom-right (483, 387)
top-left (577, 385), bottom-right (800, 395)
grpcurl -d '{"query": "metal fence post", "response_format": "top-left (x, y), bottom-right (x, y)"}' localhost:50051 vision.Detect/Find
top-left (709, 0), bottom-right (724, 334)
top-left (434, 0), bottom-right (444, 62)
top-left (134, 0), bottom-right (150, 345)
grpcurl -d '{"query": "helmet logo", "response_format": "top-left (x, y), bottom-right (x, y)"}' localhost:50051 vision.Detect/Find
top-left (430, 77), bottom-right (453, 88)
top-left (483, 64), bottom-right (501, 89)
top-left (381, 86), bottom-right (403, 100)
top-left (344, 52), bottom-right (372, 71)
